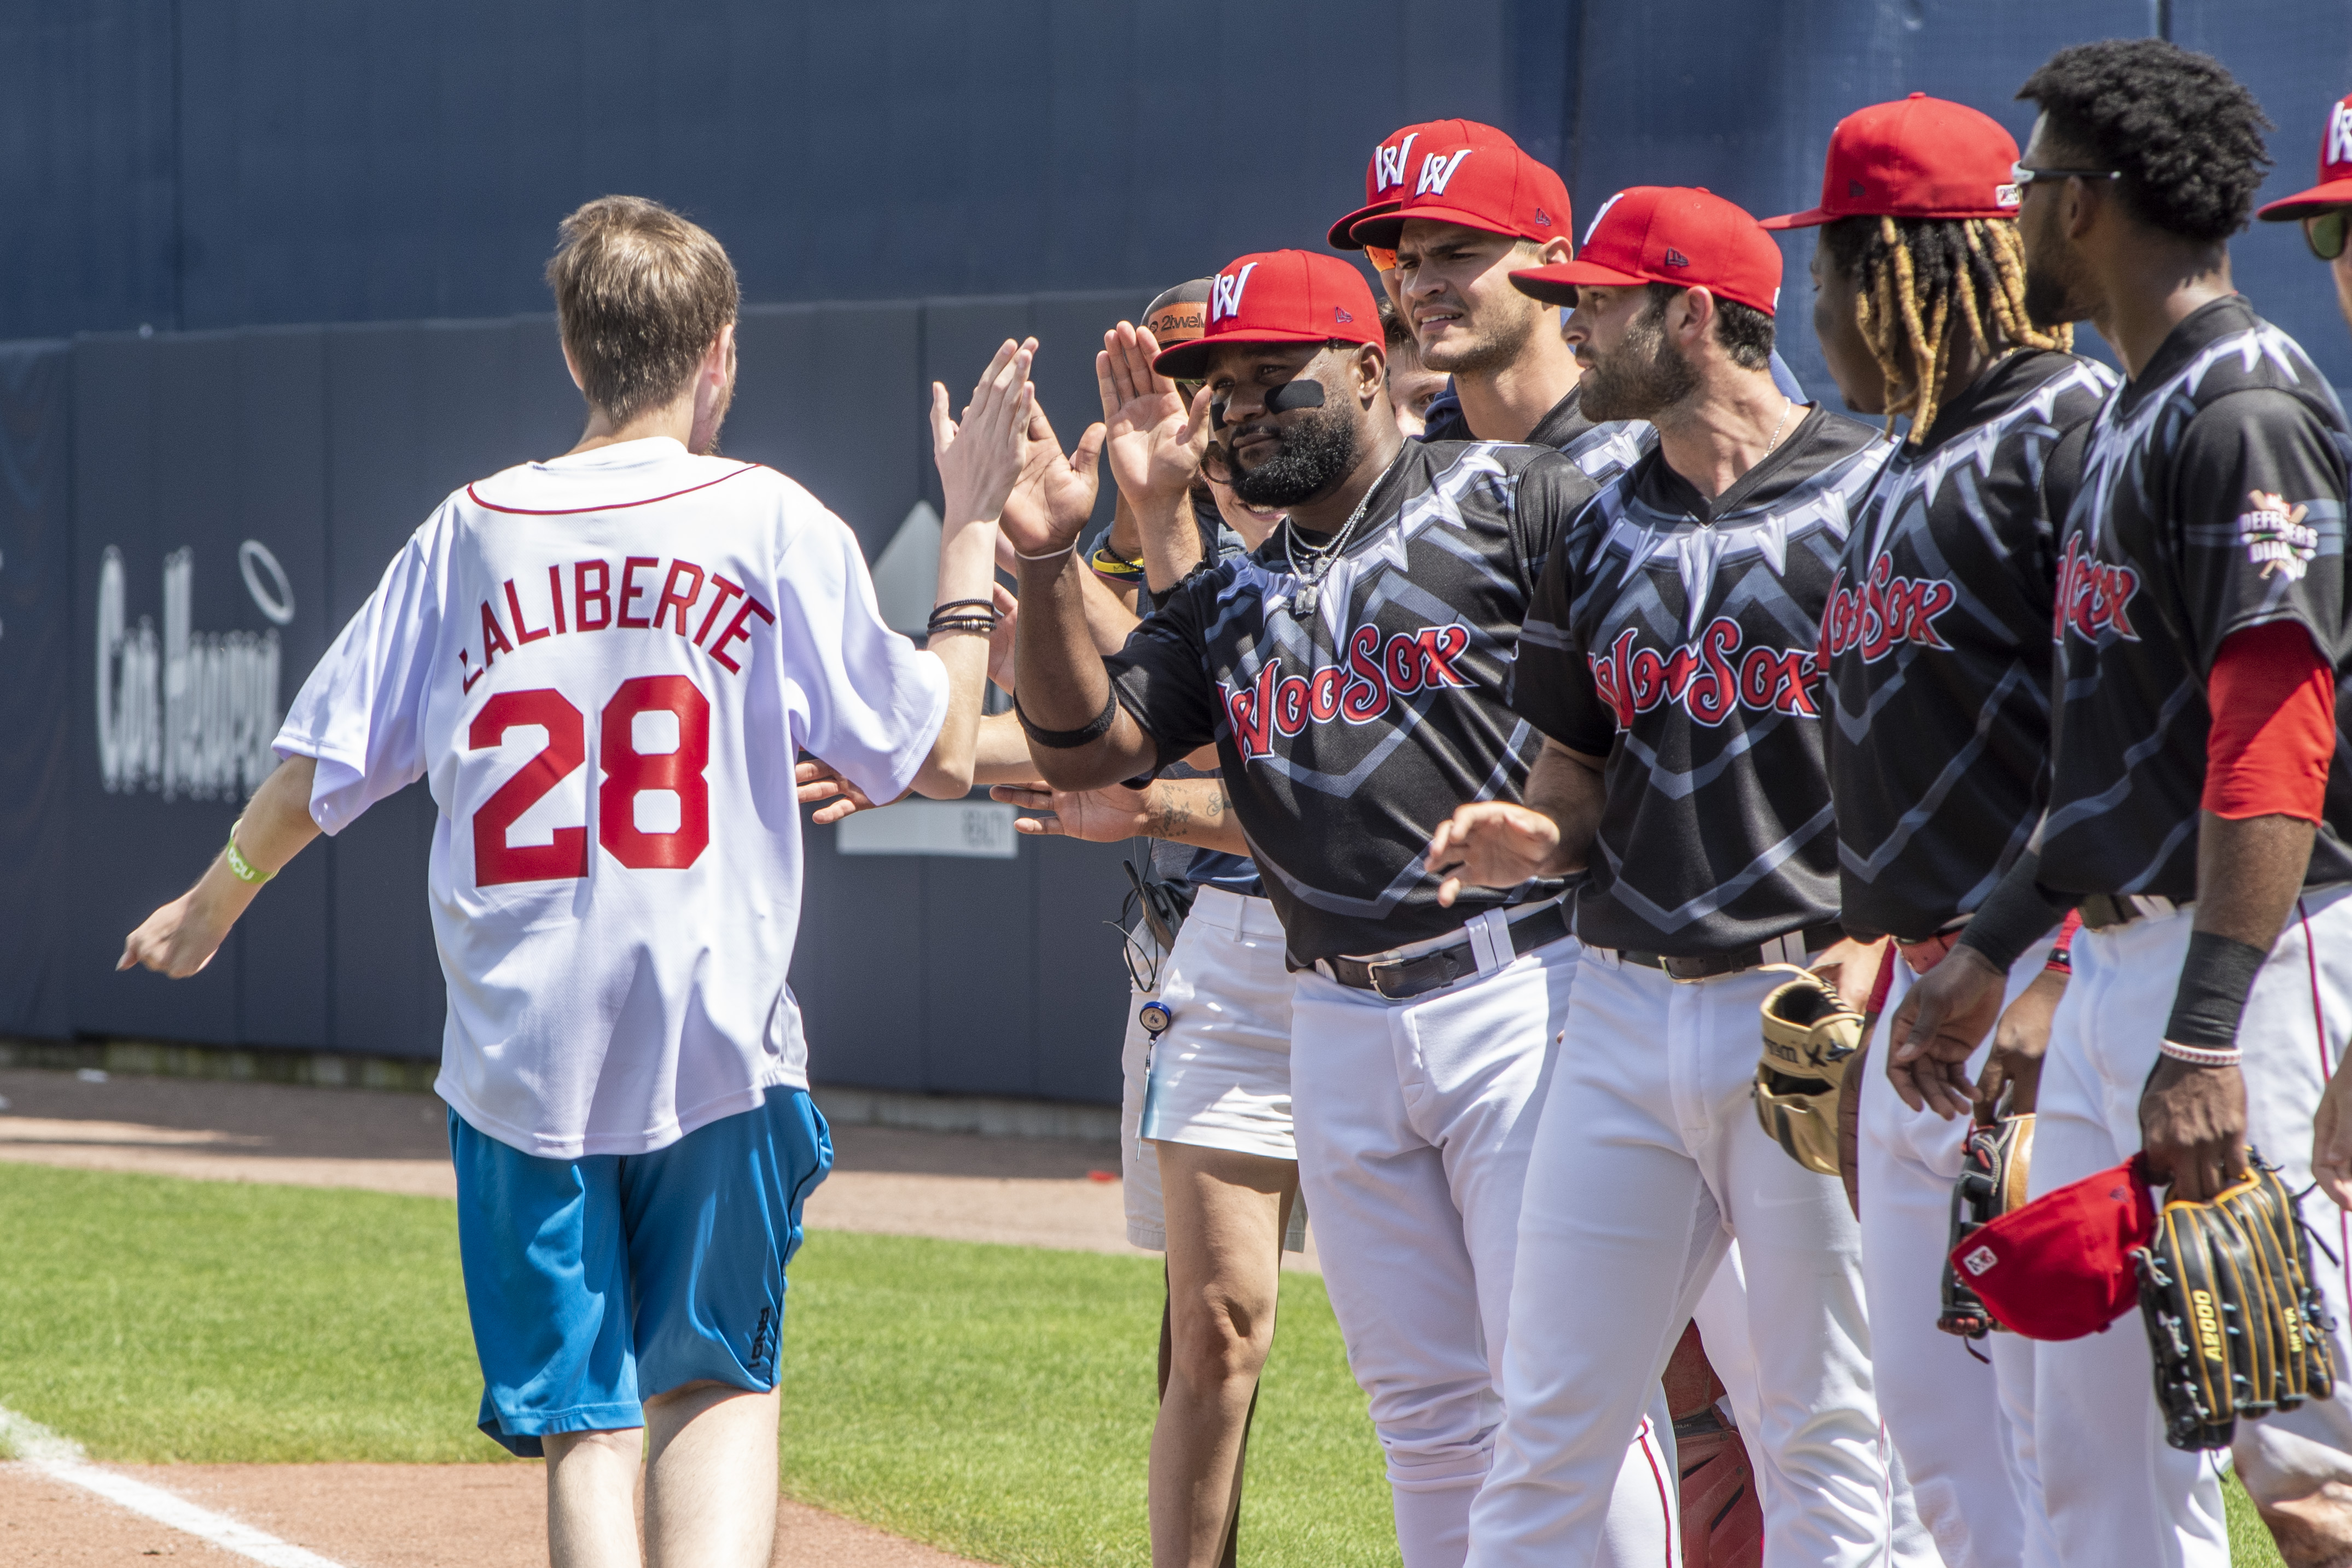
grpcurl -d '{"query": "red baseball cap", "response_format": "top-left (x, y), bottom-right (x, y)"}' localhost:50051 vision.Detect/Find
top-left (1761, 93), bottom-right (2022, 230)
top-left (2258, 94), bottom-right (2352, 220)
top-left (1327, 120), bottom-right (1521, 249)
top-left (1151, 251), bottom-right (1382, 380)
top-left (1344, 136), bottom-right (1570, 252)
top-left (1510, 186), bottom-right (1783, 317)
top-left (1951, 1155), bottom-right (2157, 1340)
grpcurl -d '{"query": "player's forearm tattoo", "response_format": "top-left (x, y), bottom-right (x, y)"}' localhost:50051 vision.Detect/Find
top-left (1144, 780), bottom-right (1227, 844)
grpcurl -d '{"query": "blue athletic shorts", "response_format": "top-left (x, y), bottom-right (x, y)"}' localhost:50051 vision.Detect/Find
top-left (446, 1090), bottom-right (832, 1456)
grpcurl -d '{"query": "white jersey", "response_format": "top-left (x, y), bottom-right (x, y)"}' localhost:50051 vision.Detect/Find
top-left (275, 437), bottom-right (947, 1159)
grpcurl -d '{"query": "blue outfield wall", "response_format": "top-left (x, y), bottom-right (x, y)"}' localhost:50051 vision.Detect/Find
top-left (5, 3), bottom-right (2352, 1101)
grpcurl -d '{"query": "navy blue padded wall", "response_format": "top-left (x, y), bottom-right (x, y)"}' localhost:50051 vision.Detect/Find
top-left (0, 341), bottom-right (74, 1036)
top-left (66, 330), bottom-right (336, 1046)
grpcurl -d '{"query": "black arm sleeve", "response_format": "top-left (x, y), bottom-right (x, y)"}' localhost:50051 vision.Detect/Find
top-left (1953, 846), bottom-right (2077, 971)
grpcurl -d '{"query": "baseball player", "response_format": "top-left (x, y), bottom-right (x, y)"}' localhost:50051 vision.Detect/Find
top-left (1001, 249), bottom-right (1676, 1567)
top-left (2274, 105), bottom-right (2352, 1219)
top-left (1349, 125), bottom-right (1777, 1556)
top-left (1767, 94), bottom-right (2117, 1568)
top-left (2257, 91), bottom-right (2352, 343)
top-left (1896, 40), bottom-right (2352, 1567)
top-left (1429, 188), bottom-right (1922, 1568)
top-left (119, 196), bottom-right (1008, 1568)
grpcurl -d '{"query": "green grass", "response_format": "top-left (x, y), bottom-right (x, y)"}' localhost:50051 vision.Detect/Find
top-left (2229, 1472), bottom-right (2289, 1568)
top-left (0, 1163), bottom-right (1396, 1567)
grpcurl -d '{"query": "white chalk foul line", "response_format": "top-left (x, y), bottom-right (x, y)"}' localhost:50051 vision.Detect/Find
top-left (0, 1403), bottom-right (347, 1568)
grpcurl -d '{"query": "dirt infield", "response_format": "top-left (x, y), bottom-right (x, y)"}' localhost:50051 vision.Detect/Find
top-left (0, 1065), bottom-right (1240, 1565)
top-left (0, 1461), bottom-right (989, 1565)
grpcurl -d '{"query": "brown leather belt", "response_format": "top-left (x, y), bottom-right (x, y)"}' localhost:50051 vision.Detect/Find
top-left (1614, 922), bottom-right (1847, 983)
top-left (1323, 902), bottom-right (1573, 1001)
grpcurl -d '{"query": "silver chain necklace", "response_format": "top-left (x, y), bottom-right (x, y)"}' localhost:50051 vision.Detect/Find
top-left (1282, 457), bottom-right (1392, 619)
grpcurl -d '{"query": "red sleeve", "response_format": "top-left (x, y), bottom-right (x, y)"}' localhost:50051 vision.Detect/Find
top-left (2203, 620), bottom-right (2336, 823)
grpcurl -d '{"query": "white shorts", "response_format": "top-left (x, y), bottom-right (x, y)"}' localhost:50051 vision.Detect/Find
top-left (1118, 888), bottom-right (1300, 1253)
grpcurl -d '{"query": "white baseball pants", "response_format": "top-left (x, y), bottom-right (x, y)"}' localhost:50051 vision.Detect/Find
top-left (1863, 954), bottom-right (2055, 1568)
top-left (1290, 932), bottom-right (1676, 1568)
top-left (2033, 885), bottom-right (2352, 1568)
top-left (1464, 948), bottom-right (1920, 1568)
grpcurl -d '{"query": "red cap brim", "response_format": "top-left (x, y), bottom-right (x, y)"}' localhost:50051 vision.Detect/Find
top-left (1509, 260), bottom-right (1645, 306)
top-left (1759, 206), bottom-right (1835, 230)
top-left (2258, 178), bottom-right (2352, 220)
top-left (1152, 327), bottom-right (1334, 380)
top-left (1349, 203), bottom-right (1527, 251)
top-left (1328, 199), bottom-right (1399, 249)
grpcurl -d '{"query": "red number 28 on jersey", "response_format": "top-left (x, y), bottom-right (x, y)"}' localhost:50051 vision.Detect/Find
top-left (468, 675), bottom-right (712, 887)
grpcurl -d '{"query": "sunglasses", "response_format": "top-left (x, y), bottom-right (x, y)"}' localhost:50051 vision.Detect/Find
top-left (2306, 210), bottom-right (2350, 262)
top-left (2008, 162), bottom-right (2121, 189)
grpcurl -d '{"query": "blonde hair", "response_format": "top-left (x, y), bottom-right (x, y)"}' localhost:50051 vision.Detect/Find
top-left (546, 196), bottom-right (738, 423)
top-left (1825, 215), bottom-right (2070, 444)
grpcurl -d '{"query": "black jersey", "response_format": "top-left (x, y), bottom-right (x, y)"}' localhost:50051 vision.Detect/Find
top-left (1825, 351), bottom-right (2117, 941)
top-left (1105, 440), bottom-right (1597, 966)
top-left (1422, 383), bottom-right (1656, 491)
top-left (2039, 297), bottom-right (2352, 899)
top-left (1514, 406), bottom-right (1890, 955)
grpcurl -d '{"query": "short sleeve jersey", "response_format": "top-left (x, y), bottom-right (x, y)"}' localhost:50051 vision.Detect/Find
top-left (1105, 440), bottom-right (1597, 966)
top-left (2039, 297), bottom-right (2352, 899)
top-left (273, 438), bottom-right (947, 1159)
top-left (1824, 351), bottom-right (2117, 941)
top-left (1515, 407), bottom-right (1891, 955)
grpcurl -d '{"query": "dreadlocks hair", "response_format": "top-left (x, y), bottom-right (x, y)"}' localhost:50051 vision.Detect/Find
top-left (1820, 215), bottom-right (2071, 444)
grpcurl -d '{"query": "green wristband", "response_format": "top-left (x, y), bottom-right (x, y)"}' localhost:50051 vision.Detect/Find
top-left (224, 819), bottom-right (271, 885)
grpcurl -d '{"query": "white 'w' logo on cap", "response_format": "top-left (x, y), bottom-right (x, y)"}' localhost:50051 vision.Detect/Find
top-left (1583, 191), bottom-right (1627, 247)
top-left (1211, 262), bottom-right (1260, 324)
top-left (1373, 133), bottom-right (1419, 193)
top-left (2330, 102), bottom-right (2352, 169)
top-left (1415, 149), bottom-right (1475, 196)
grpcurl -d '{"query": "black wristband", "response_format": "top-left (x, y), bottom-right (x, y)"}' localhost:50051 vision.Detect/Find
top-left (2164, 930), bottom-right (2272, 1050)
top-left (1952, 848), bottom-right (2075, 972)
top-left (1014, 689), bottom-right (1119, 750)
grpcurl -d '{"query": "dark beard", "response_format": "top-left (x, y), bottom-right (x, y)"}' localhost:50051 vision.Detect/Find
top-left (1578, 299), bottom-right (1699, 422)
top-left (1231, 407), bottom-right (1361, 508)
top-left (2022, 260), bottom-right (2079, 333)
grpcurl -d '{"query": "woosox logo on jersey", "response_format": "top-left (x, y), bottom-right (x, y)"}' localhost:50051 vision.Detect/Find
top-left (1588, 617), bottom-right (1819, 728)
top-left (1220, 621), bottom-right (1474, 759)
top-left (1817, 554), bottom-right (1958, 664)
top-left (2052, 532), bottom-right (2141, 644)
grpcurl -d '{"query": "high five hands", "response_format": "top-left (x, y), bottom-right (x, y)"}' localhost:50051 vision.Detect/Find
top-left (931, 337), bottom-right (1036, 531)
top-left (1097, 322), bottom-right (1213, 511)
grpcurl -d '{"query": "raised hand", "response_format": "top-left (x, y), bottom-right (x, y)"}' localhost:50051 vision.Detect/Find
top-left (932, 337), bottom-right (1037, 528)
top-left (990, 781), bottom-right (1150, 843)
top-left (999, 395), bottom-right (1107, 561)
top-left (1425, 802), bottom-right (1564, 908)
top-left (1097, 322), bottom-right (1208, 509)
top-left (1887, 944), bottom-right (2005, 1119)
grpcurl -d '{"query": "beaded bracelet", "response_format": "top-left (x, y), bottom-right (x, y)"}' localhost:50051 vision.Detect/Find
top-left (2158, 1038), bottom-right (2244, 1068)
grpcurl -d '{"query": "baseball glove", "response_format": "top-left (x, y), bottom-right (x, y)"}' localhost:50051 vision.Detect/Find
top-left (2134, 1156), bottom-right (2338, 1451)
top-left (1941, 1114), bottom-right (2035, 1338)
top-left (1754, 966), bottom-right (1865, 1178)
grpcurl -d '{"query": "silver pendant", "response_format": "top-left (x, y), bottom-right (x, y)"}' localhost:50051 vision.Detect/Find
top-left (1293, 584), bottom-right (1316, 619)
